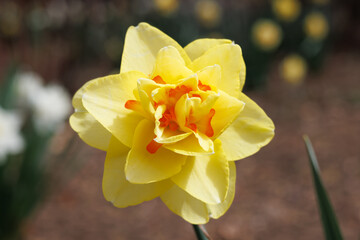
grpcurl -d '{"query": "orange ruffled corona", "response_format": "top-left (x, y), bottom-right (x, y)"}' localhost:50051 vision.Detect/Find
top-left (69, 23), bottom-right (275, 224)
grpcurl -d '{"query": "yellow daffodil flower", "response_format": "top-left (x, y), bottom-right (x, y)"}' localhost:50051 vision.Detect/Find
top-left (70, 23), bottom-right (274, 224)
top-left (304, 11), bottom-right (329, 41)
top-left (252, 19), bottom-right (283, 51)
top-left (280, 54), bottom-right (307, 85)
top-left (272, 0), bottom-right (301, 22)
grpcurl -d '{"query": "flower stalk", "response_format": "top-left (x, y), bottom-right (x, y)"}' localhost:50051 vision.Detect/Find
top-left (192, 224), bottom-right (211, 240)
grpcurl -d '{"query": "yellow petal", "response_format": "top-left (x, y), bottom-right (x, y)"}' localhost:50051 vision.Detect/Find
top-left (207, 161), bottom-right (236, 219)
top-left (189, 91), bottom-right (219, 123)
top-left (164, 134), bottom-right (214, 156)
top-left (151, 46), bottom-right (194, 84)
top-left (138, 89), bottom-right (156, 117)
top-left (160, 184), bottom-right (209, 224)
top-left (69, 112), bottom-right (111, 151)
top-left (155, 129), bottom-right (192, 144)
top-left (137, 78), bottom-right (161, 95)
top-left (70, 81), bottom-right (112, 150)
top-left (194, 131), bottom-right (214, 153)
top-left (191, 43), bottom-right (245, 97)
top-left (120, 22), bottom-right (191, 75)
top-left (211, 90), bottom-right (245, 138)
top-left (239, 57), bottom-right (246, 91)
top-left (219, 92), bottom-right (275, 161)
top-left (72, 79), bottom-right (96, 111)
top-left (154, 104), bottom-right (166, 137)
top-left (171, 139), bottom-right (229, 204)
top-left (184, 38), bottom-right (232, 61)
top-left (125, 119), bottom-right (187, 184)
top-left (137, 78), bottom-right (163, 115)
top-left (196, 64), bottom-right (221, 86)
top-left (103, 136), bottom-right (172, 207)
top-left (82, 72), bottom-right (147, 147)
top-left (174, 93), bottom-right (200, 132)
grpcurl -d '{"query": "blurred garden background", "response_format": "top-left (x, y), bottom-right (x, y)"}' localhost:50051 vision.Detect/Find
top-left (0, 0), bottom-right (359, 239)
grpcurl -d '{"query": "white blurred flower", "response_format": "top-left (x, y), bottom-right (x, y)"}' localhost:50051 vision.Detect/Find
top-left (31, 84), bottom-right (72, 133)
top-left (15, 71), bottom-right (71, 133)
top-left (0, 107), bottom-right (24, 163)
top-left (15, 71), bottom-right (44, 108)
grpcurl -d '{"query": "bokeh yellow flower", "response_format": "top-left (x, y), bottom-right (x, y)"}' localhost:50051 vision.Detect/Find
top-left (304, 11), bottom-right (329, 41)
top-left (195, 0), bottom-right (222, 28)
top-left (272, 0), bottom-right (301, 22)
top-left (280, 54), bottom-right (307, 85)
top-left (153, 0), bottom-right (179, 15)
top-left (70, 23), bottom-right (274, 224)
top-left (252, 19), bottom-right (283, 51)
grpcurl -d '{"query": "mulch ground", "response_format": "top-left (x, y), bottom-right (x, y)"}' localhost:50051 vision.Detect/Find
top-left (25, 51), bottom-right (360, 240)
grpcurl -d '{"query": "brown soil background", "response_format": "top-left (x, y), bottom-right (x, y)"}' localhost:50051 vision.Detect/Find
top-left (24, 51), bottom-right (360, 240)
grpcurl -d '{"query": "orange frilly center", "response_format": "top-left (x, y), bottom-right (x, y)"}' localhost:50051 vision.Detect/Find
top-left (125, 75), bottom-right (216, 154)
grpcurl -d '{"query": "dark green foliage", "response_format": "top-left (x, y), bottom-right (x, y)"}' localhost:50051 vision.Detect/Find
top-left (303, 135), bottom-right (343, 240)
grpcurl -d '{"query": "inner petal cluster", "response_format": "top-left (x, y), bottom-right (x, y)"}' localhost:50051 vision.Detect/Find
top-left (125, 74), bottom-right (219, 154)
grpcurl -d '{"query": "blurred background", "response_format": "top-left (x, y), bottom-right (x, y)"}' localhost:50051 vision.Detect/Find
top-left (0, 0), bottom-right (359, 239)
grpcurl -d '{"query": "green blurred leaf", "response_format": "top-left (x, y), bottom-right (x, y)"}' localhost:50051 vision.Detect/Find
top-left (0, 63), bottom-right (18, 109)
top-left (303, 135), bottom-right (343, 240)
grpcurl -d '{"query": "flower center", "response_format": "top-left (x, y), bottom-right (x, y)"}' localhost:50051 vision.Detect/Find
top-left (125, 75), bottom-right (217, 154)
top-left (159, 107), bottom-right (178, 131)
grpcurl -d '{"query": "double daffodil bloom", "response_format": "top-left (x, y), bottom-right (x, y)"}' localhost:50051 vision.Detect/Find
top-left (70, 23), bottom-right (274, 224)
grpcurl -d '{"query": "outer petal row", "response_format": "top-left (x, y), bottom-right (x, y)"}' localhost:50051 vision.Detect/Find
top-left (69, 112), bottom-right (111, 151)
top-left (160, 184), bottom-right (209, 224)
top-left (219, 92), bottom-right (275, 161)
top-left (184, 38), bottom-right (232, 61)
top-left (103, 122), bottom-right (235, 217)
top-left (161, 160), bottom-right (236, 224)
top-left (171, 139), bottom-right (229, 205)
top-left (120, 22), bottom-right (191, 75)
top-left (69, 81), bottom-right (111, 151)
top-left (103, 136), bottom-right (172, 207)
top-left (207, 160), bottom-right (236, 219)
top-left (82, 72), bottom-right (147, 148)
top-left (190, 43), bottom-right (245, 97)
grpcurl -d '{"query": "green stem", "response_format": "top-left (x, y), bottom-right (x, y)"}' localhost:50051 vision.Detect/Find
top-left (192, 225), bottom-right (209, 240)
